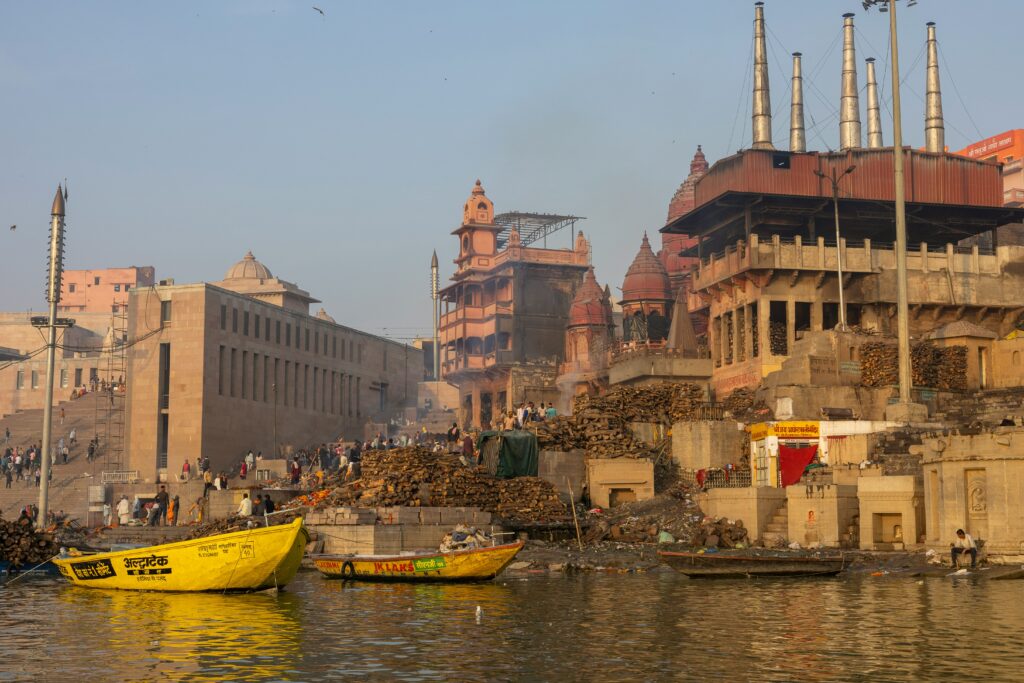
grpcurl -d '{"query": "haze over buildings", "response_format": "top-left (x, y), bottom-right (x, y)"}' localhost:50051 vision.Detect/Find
top-left (2, 1), bottom-right (1023, 338)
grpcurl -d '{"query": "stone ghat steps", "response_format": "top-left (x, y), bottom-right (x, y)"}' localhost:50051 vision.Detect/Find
top-left (1, 394), bottom-right (119, 457)
top-left (0, 475), bottom-right (94, 519)
top-left (761, 501), bottom-right (789, 545)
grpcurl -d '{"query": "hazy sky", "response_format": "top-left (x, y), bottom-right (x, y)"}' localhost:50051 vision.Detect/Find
top-left (2, 1), bottom-right (1021, 341)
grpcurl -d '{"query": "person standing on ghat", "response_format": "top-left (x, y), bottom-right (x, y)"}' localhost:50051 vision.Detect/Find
top-left (155, 485), bottom-right (170, 526)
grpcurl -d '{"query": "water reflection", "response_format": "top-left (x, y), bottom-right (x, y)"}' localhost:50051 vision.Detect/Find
top-left (4, 571), bottom-right (1024, 681)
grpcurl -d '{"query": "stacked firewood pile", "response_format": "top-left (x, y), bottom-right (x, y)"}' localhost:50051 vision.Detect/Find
top-left (720, 387), bottom-right (770, 420)
top-left (187, 511), bottom-right (303, 539)
top-left (0, 513), bottom-right (58, 568)
top-left (690, 517), bottom-right (750, 549)
top-left (533, 383), bottom-right (706, 457)
top-left (769, 321), bottom-right (787, 355)
top-left (280, 447), bottom-right (568, 524)
top-left (861, 341), bottom-right (968, 390)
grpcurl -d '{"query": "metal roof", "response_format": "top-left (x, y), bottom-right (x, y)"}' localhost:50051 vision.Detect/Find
top-left (494, 212), bottom-right (584, 250)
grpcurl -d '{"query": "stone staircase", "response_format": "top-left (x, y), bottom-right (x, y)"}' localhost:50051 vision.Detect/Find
top-left (933, 387), bottom-right (1024, 427)
top-left (1, 395), bottom-right (122, 521)
top-left (761, 501), bottom-right (789, 546)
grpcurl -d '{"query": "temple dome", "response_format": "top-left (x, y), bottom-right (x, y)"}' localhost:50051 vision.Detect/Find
top-left (621, 233), bottom-right (672, 302)
top-left (666, 145), bottom-right (709, 224)
top-left (569, 268), bottom-right (610, 328)
top-left (225, 251), bottom-right (273, 280)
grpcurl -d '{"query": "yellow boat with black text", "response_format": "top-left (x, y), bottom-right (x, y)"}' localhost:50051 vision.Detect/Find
top-left (52, 517), bottom-right (309, 592)
top-left (312, 541), bottom-right (524, 582)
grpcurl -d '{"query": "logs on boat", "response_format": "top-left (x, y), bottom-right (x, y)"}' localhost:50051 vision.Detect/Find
top-left (690, 517), bottom-right (750, 549)
top-left (0, 513), bottom-right (58, 568)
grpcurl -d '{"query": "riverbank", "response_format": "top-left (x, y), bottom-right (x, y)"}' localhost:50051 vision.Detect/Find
top-left (511, 539), bottom-right (1024, 579)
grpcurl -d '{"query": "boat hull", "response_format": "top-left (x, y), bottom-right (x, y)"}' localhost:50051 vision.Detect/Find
top-left (52, 517), bottom-right (309, 592)
top-left (312, 541), bottom-right (524, 582)
top-left (658, 550), bottom-right (845, 578)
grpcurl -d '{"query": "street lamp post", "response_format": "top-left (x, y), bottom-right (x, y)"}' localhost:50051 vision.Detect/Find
top-left (38, 186), bottom-right (66, 528)
top-left (864, 0), bottom-right (915, 406)
top-left (814, 165), bottom-right (856, 331)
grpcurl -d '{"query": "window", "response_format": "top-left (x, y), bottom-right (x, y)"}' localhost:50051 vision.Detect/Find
top-left (60, 368), bottom-right (68, 388)
top-left (94, 277), bottom-right (100, 285)
top-left (255, 314), bottom-right (260, 339)
top-left (15, 370), bottom-right (24, 390)
top-left (314, 331), bottom-right (319, 354)
top-left (232, 308), bottom-right (238, 333)
top-left (31, 370), bottom-right (39, 389)
top-left (114, 284), bottom-right (121, 292)
top-left (160, 300), bottom-right (172, 323)
top-left (286, 323), bottom-right (291, 346)
top-left (276, 320), bottom-right (281, 344)
top-left (69, 284), bottom-right (76, 293)
top-left (265, 318), bottom-right (271, 342)
top-left (220, 305), bottom-right (227, 330)
top-left (230, 348), bottom-right (237, 397)
top-left (243, 311), bottom-right (249, 336)
top-left (218, 345), bottom-right (226, 395)
top-left (304, 328), bottom-right (309, 351)
top-left (332, 337), bottom-right (337, 358)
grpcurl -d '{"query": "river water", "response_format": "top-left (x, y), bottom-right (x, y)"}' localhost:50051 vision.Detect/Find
top-left (4, 569), bottom-right (1024, 682)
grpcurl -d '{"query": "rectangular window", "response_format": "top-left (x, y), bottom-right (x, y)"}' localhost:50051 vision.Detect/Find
top-left (31, 370), bottom-right (38, 389)
top-left (218, 345), bottom-right (226, 395)
top-left (94, 276), bottom-right (100, 285)
top-left (283, 361), bottom-right (290, 407)
top-left (242, 351), bottom-right (249, 399)
top-left (358, 344), bottom-right (364, 363)
top-left (265, 318), bottom-right (270, 342)
top-left (220, 304), bottom-right (227, 330)
top-left (60, 368), bottom-right (68, 388)
top-left (331, 372), bottom-right (336, 414)
top-left (303, 365), bottom-right (310, 409)
top-left (252, 353), bottom-right (259, 401)
top-left (114, 284), bottom-right (121, 292)
top-left (263, 355), bottom-right (270, 402)
top-left (349, 340), bottom-right (354, 360)
top-left (293, 362), bottom-right (299, 407)
top-left (243, 311), bottom-right (249, 336)
top-left (332, 337), bottom-right (337, 358)
top-left (69, 284), bottom-right (76, 293)
top-left (356, 377), bottom-right (361, 417)
top-left (314, 332), bottom-right (319, 354)
top-left (16, 370), bottom-right (24, 390)
top-left (74, 368), bottom-right (82, 387)
top-left (286, 323), bottom-right (291, 346)
top-left (232, 308), bottom-right (238, 333)
top-left (276, 320), bottom-right (281, 344)
top-left (274, 358), bottom-right (280, 405)
top-left (312, 367), bottom-right (318, 411)
top-left (161, 300), bottom-right (172, 323)
top-left (323, 369), bottom-right (328, 412)
top-left (303, 328), bottom-right (308, 351)
top-left (230, 348), bottom-right (237, 397)
top-left (255, 314), bottom-right (260, 339)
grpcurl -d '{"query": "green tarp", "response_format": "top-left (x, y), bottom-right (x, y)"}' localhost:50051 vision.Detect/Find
top-left (477, 430), bottom-right (539, 479)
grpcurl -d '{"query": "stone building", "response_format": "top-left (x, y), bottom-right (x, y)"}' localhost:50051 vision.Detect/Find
top-left (555, 267), bottom-right (614, 401)
top-left (662, 147), bottom-right (1024, 396)
top-left (661, 146), bottom-right (709, 292)
top-left (58, 266), bottom-right (156, 314)
top-left (619, 234), bottom-right (675, 344)
top-left (124, 252), bottom-right (422, 482)
top-left (438, 181), bottom-right (590, 428)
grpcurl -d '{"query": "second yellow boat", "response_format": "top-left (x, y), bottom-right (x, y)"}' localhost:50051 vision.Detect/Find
top-left (312, 541), bottom-right (524, 582)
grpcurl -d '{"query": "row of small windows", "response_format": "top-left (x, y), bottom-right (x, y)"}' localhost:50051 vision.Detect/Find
top-left (16, 367), bottom-right (93, 390)
top-left (67, 281), bottom-right (133, 293)
top-left (217, 345), bottom-right (362, 417)
top-left (219, 304), bottom-right (364, 363)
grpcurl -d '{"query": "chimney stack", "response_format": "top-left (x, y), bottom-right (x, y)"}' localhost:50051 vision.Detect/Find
top-left (790, 52), bottom-right (805, 153)
top-left (865, 57), bottom-right (883, 148)
top-left (925, 22), bottom-right (945, 153)
top-left (751, 2), bottom-right (774, 150)
top-left (839, 13), bottom-right (862, 150)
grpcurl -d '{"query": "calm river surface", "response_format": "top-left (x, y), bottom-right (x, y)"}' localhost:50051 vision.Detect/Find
top-left (4, 569), bottom-right (1024, 682)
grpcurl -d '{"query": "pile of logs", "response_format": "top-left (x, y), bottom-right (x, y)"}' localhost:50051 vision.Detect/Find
top-left (533, 383), bottom-right (706, 457)
top-left (861, 341), bottom-right (968, 391)
top-left (287, 447), bottom-right (568, 524)
top-left (691, 517), bottom-right (749, 549)
top-left (0, 513), bottom-right (58, 568)
top-left (769, 321), bottom-right (787, 355)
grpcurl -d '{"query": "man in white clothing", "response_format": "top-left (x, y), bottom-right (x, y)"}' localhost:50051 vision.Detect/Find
top-left (951, 528), bottom-right (978, 568)
top-left (236, 493), bottom-right (253, 517)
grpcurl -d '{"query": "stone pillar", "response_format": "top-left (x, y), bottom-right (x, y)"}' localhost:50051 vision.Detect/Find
top-left (744, 304), bottom-right (755, 360)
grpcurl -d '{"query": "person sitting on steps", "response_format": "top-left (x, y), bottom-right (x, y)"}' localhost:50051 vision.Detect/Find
top-left (951, 528), bottom-right (978, 569)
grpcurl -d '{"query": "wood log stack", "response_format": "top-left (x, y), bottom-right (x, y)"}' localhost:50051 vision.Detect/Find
top-left (0, 513), bottom-right (58, 568)
top-left (769, 321), bottom-right (787, 355)
top-left (534, 383), bottom-right (705, 458)
top-left (861, 341), bottom-right (968, 391)
top-left (283, 447), bottom-right (568, 524)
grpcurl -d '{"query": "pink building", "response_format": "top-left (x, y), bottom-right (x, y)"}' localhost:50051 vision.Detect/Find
top-left (58, 266), bottom-right (156, 314)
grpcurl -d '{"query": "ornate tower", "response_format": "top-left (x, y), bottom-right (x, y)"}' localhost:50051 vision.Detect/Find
top-left (452, 180), bottom-right (500, 274)
top-left (621, 233), bottom-right (674, 343)
top-left (662, 145), bottom-right (710, 292)
top-left (558, 267), bottom-right (614, 400)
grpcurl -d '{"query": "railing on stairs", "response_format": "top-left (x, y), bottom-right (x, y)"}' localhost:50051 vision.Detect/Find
top-left (101, 470), bottom-right (140, 484)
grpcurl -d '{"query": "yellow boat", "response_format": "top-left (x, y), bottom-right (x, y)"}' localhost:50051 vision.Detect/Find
top-left (53, 517), bottom-right (309, 592)
top-left (312, 541), bottom-right (524, 582)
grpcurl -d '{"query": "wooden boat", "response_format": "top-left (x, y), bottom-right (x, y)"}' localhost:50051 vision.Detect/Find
top-left (312, 541), bottom-right (524, 582)
top-left (658, 550), bottom-right (846, 578)
top-left (52, 517), bottom-right (309, 592)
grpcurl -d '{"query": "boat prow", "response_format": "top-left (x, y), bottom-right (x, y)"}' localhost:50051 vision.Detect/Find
top-left (52, 517), bottom-right (309, 592)
top-left (312, 541), bottom-right (524, 582)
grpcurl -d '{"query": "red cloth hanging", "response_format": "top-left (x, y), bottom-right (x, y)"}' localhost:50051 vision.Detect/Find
top-left (778, 444), bottom-right (818, 487)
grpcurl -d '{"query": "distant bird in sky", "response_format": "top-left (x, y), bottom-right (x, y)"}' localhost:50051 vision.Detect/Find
top-left (312, 6), bottom-right (325, 17)
top-left (9, 225), bottom-right (15, 231)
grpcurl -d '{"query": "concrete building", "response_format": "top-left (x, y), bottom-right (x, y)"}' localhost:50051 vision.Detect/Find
top-left (124, 252), bottom-right (422, 483)
top-left (957, 129), bottom-right (1024, 208)
top-left (58, 266), bottom-right (156, 314)
top-left (438, 180), bottom-right (590, 427)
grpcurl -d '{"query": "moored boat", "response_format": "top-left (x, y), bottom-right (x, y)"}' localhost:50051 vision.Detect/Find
top-left (52, 517), bottom-right (309, 592)
top-left (658, 549), bottom-right (846, 578)
top-left (312, 541), bottom-right (524, 582)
